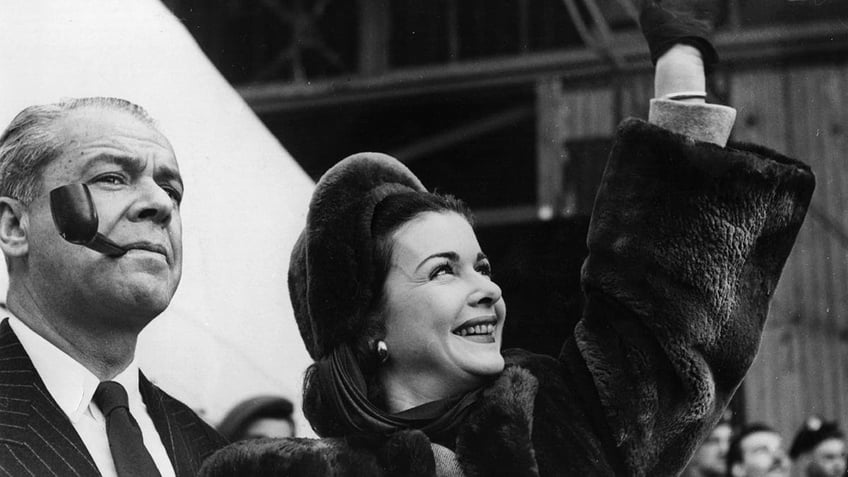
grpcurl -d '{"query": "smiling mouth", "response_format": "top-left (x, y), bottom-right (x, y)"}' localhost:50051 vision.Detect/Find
top-left (453, 317), bottom-right (498, 342)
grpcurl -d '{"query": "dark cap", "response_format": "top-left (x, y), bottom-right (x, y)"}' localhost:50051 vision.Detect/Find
top-left (288, 153), bottom-right (425, 360)
top-left (789, 416), bottom-right (845, 459)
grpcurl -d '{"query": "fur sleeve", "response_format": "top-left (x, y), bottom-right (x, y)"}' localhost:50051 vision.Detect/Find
top-left (573, 118), bottom-right (814, 475)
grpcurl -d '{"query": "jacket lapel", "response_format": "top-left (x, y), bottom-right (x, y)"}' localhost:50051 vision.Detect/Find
top-left (0, 318), bottom-right (100, 477)
top-left (140, 373), bottom-right (199, 477)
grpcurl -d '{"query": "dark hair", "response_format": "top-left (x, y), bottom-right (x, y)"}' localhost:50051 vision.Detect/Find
top-left (369, 191), bottom-right (473, 318)
top-left (302, 190), bottom-right (472, 436)
top-left (217, 396), bottom-right (295, 441)
top-left (726, 423), bottom-right (778, 477)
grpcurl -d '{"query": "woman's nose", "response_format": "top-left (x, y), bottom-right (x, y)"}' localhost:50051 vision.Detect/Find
top-left (468, 272), bottom-right (502, 307)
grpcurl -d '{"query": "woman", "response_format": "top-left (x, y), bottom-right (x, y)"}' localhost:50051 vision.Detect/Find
top-left (201, 5), bottom-right (814, 476)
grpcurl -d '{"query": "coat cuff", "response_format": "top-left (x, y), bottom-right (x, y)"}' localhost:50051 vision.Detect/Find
top-left (649, 99), bottom-right (736, 147)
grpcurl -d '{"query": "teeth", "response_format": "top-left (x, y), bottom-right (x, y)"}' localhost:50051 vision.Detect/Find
top-left (455, 323), bottom-right (496, 336)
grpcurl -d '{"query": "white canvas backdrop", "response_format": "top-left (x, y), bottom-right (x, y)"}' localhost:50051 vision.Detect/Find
top-left (0, 0), bottom-right (316, 432)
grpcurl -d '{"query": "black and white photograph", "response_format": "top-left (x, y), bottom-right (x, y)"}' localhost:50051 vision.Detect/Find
top-left (0, 1), bottom-right (844, 476)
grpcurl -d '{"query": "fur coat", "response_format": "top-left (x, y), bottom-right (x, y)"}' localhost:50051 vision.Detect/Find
top-left (200, 118), bottom-right (814, 476)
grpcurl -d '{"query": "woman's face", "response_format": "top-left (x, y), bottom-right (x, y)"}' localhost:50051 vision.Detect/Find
top-left (379, 211), bottom-right (506, 405)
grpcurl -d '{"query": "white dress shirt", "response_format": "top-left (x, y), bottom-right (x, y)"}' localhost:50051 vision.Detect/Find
top-left (9, 316), bottom-right (176, 477)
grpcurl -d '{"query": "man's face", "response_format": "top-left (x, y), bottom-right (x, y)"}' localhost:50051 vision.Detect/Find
top-left (732, 431), bottom-right (790, 477)
top-left (690, 423), bottom-right (732, 477)
top-left (242, 418), bottom-right (295, 440)
top-left (805, 438), bottom-right (847, 477)
top-left (22, 106), bottom-right (183, 332)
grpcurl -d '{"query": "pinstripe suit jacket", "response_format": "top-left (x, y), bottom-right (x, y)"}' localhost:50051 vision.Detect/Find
top-left (0, 318), bottom-right (227, 476)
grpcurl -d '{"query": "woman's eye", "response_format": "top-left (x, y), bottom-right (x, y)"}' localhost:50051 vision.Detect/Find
top-left (476, 262), bottom-right (493, 277)
top-left (430, 263), bottom-right (454, 279)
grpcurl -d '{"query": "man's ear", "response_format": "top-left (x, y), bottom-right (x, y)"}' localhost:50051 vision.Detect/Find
top-left (730, 462), bottom-right (744, 477)
top-left (0, 197), bottom-right (29, 258)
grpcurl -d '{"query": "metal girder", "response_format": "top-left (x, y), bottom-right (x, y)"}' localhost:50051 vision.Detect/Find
top-left (239, 20), bottom-right (848, 114)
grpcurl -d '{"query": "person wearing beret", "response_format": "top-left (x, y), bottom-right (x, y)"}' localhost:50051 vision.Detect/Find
top-left (217, 396), bottom-right (297, 441)
top-left (200, 3), bottom-right (815, 476)
top-left (681, 411), bottom-right (733, 477)
top-left (789, 417), bottom-right (847, 477)
top-left (726, 423), bottom-right (790, 477)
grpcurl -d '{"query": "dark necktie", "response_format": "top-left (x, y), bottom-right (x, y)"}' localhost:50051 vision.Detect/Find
top-left (94, 381), bottom-right (162, 477)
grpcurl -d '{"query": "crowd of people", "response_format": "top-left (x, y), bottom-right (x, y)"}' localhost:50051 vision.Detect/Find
top-left (0, 2), bottom-right (821, 477)
top-left (682, 415), bottom-right (848, 477)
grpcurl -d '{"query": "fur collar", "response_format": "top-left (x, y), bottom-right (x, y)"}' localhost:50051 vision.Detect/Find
top-left (456, 365), bottom-right (541, 477)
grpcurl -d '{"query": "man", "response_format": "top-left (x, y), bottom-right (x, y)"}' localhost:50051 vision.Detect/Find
top-left (726, 423), bottom-right (790, 477)
top-left (682, 413), bottom-right (733, 477)
top-left (789, 417), bottom-right (847, 477)
top-left (217, 396), bottom-right (297, 441)
top-left (0, 98), bottom-right (226, 476)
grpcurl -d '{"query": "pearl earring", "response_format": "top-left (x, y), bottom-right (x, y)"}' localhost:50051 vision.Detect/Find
top-left (375, 340), bottom-right (389, 364)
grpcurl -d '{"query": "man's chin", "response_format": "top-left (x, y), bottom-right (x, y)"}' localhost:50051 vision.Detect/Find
top-left (121, 284), bottom-right (177, 318)
top-left (702, 467), bottom-right (724, 477)
top-left (765, 467), bottom-right (790, 477)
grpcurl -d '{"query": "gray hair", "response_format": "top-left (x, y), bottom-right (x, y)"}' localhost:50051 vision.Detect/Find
top-left (0, 97), bottom-right (156, 205)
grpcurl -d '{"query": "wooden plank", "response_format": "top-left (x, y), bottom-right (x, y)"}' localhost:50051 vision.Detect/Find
top-left (786, 65), bottom-right (848, 427)
top-left (557, 87), bottom-right (614, 217)
top-left (392, 106), bottom-right (534, 163)
top-left (786, 68), bottom-right (830, 426)
top-left (729, 70), bottom-right (789, 152)
top-left (617, 73), bottom-right (652, 121)
top-left (744, 328), bottom-right (775, 425)
top-left (358, 0), bottom-right (390, 76)
top-left (836, 63), bottom-right (848, 420)
top-left (788, 67), bottom-right (833, 331)
top-left (824, 330), bottom-right (840, 418)
top-left (737, 61), bottom-right (848, 439)
top-left (473, 204), bottom-right (543, 226)
top-left (559, 87), bottom-right (615, 139)
top-left (536, 78), bottom-right (567, 214)
top-left (840, 333), bottom-right (848, 426)
top-left (745, 325), bottom-right (803, 437)
top-left (801, 325), bottom-right (824, 418)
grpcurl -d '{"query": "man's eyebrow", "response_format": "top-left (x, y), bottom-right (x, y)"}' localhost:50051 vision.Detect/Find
top-left (85, 153), bottom-right (145, 172)
top-left (157, 166), bottom-right (184, 189)
top-left (85, 153), bottom-right (183, 188)
top-left (415, 251), bottom-right (459, 272)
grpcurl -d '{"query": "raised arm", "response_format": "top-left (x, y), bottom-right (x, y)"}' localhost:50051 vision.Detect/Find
top-left (570, 2), bottom-right (815, 474)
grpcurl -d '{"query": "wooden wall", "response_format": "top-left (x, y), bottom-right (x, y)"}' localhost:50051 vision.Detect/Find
top-left (538, 59), bottom-right (848, 443)
top-left (732, 61), bottom-right (848, 443)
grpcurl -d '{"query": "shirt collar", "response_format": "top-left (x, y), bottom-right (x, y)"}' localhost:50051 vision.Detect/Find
top-left (8, 315), bottom-right (141, 422)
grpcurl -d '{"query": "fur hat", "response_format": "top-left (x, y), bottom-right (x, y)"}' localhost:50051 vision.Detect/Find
top-left (289, 153), bottom-right (426, 360)
top-left (789, 416), bottom-right (845, 459)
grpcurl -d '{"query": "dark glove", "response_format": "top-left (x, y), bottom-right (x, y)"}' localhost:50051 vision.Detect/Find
top-left (639, 1), bottom-right (719, 74)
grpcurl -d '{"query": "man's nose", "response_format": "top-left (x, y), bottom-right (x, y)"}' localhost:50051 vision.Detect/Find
top-left (130, 180), bottom-right (174, 224)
